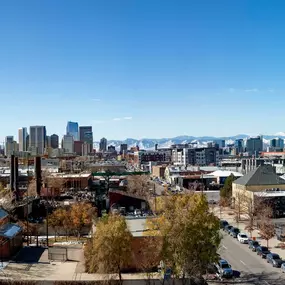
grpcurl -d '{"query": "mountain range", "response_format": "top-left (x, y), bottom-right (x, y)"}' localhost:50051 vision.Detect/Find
top-left (94, 134), bottom-right (285, 150)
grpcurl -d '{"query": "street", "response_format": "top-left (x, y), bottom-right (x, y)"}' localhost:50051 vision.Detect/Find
top-left (219, 232), bottom-right (285, 285)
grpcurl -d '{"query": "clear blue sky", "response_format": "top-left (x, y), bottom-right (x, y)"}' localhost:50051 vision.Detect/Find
top-left (1, 0), bottom-right (285, 142)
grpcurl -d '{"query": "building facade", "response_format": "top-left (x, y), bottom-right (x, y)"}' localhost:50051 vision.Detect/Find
top-left (74, 141), bottom-right (84, 156)
top-left (99, 137), bottom-right (107, 152)
top-left (66, 121), bottom-right (79, 141)
top-left (79, 126), bottom-right (93, 151)
top-left (18, 127), bottom-right (28, 152)
top-left (62, 135), bottom-right (74, 153)
top-left (29, 126), bottom-right (46, 155)
top-left (120, 144), bottom-right (128, 154)
top-left (50, 134), bottom-right (59, 149)
top-left (5, 136), bottom-right (17, 157)
top-left (270, 138), bottom-right (284, 151)
top-left (246, 136), bottom-right (263, 156)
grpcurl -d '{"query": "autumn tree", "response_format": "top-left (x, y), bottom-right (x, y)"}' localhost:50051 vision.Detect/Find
top-left (85, 214), bottom-right (132, 284)
top-left (48, 208), bottom-right (70, 241)
top-left (220, 174), bottom-right (236, 199)
top-left (0, 183), bottom-right (14, 214)
top-left (69, 202), bottom-right (95, 239)
top-left (26, 178), bottom-right (37, 197)
top-left (147, 193), bottom-right (221, 281)
top-left (259, 220), bottom-right (275, 247)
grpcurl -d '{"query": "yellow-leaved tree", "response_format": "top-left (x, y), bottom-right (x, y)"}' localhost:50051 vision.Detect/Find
top-left (85, 214), bottom-right (132, 284)
top-left (145, 193), bottom-right (221, 282)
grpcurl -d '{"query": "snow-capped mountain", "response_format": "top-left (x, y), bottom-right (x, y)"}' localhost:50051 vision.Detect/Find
top-left (93, 134), bottom-right (281, 150)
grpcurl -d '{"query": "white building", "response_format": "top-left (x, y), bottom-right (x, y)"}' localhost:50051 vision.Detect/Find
top-left (29, 126), bottom-right (46, 155)
top-left (62, 135), bottom-right (74, 154)
top-left (18, 127), bottom-right (28, 152)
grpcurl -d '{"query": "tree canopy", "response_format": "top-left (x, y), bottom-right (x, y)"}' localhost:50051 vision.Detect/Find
top-left (146, 193), bottom-right (221, 279)
top-left (85, 214), bottom-right (132, 283)
top-left (220, 174), bottom-right (236, 199)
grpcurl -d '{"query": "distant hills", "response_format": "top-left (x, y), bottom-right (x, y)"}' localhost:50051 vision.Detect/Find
top-left (93, 134), bottom-right (285, 150)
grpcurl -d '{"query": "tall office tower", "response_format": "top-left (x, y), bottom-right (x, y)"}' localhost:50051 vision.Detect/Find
top-left (18, 127), bottom-right (28, 152)
top-left (5, 136), bottom-right (15, 157)
top-left (62, 134), bottom-right (74, 153)
top-left (26, 135), bottom-right (29, 151)
top-left (29, 126), bottom-right (46, 155)
top-left (120, 143), bottom-right (128, 154)
top-left (66, 121), bottom-right (79, 141)
top-left (50, 134), bottom-right (59, 149)
top-left (246, 136), bottom-right (263, 156)
top-left (99, 137), bottom-right (107, 152)
top-left (79, 126), bottom-right (93, 151)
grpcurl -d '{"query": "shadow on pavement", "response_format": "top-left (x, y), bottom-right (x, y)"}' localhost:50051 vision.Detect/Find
top-left (12, 247), bottom-right (47, 263)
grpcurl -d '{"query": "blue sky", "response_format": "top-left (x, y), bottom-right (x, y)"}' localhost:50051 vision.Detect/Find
top-left (1, 0), bottom-right (285, 142)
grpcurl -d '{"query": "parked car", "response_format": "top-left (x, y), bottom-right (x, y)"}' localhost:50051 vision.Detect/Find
top-left (266, 253), bottom-right (283, 268)
top-left (230, 227), bottom-right (240, 238)
top-left (215, 259), bottom-right (233, 278)
top-left (237, 233), bottom-right (249, 244)
top-left (220, 220), bottom-right (229, 229)
top-left (224, 225), bottom-right (233, 234)
top-left (256, 246), bottom-right (271, 258)
top-left (248, 240), bottom-right (260, 252)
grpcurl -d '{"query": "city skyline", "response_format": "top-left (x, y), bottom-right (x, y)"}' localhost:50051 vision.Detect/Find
top-left (2, 1), bottom-right (285, 140)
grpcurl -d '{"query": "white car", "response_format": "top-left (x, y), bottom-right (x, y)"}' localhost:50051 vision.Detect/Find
top-left (237, 233), bottom-right (249, 244)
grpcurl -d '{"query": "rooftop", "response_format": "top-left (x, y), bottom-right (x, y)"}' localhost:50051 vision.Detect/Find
top-left (233, 165), bottom-right (285, 186)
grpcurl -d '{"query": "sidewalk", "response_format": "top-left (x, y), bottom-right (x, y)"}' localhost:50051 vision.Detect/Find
top-left (213, 206), bottom-right (285, 259)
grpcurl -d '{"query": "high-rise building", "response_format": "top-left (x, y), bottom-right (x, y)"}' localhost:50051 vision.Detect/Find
top-left (62, 135), bottom-right (74, 153)
top-left (29, 126), bottom-right (46, 155)
top-left (234, 139), bottom-right (244, 154)
top-left (18, 127), bottom-right (28, 152)
top-left (5, 136), bottom-right (16, 157)
top-left (45, 135), bottom-right (51, 148)
top-left (270, 138), bottom-right (284, 150)
top-left (214, 139), bottom-right (225, 148)
top-left (120, 144), bottom-right (128, 154)
top-left (79, 126), bottom-right (93, 150)
top-left (99, 137), bottom-right (107, 152)
top-left (246, 136), bottom-right (263, 156)
top-left (50, 134), bottom-right (59, 149)
top-left (66, 121), bottom-right (79, 141)
top-left (74, 141), bottom-right (84, 156)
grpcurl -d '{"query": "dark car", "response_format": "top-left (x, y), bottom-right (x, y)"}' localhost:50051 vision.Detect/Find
top-left (248, 240), bottom-right (260, 252)
top-left (266, 253), bottom-right (283, 267)
top-left (224, 225), bottom-right (233, 234)
top-left (230, 227), bottom-right (240, 238)
top-left (256, 246), bottom-right (271, 258)
top-left (220, 220), bottom-right (229, 229)
top-left (215, 259), bottom-right (233, 278)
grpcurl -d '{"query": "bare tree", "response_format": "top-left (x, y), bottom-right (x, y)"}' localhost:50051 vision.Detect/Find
top-left (127, 175), bottom-right (150, 198)
top-left (259, 220), bottom-right (275, 248)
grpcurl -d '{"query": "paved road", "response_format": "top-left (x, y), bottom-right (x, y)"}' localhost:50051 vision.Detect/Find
top-left (219, 231), bottom-right (285, 284)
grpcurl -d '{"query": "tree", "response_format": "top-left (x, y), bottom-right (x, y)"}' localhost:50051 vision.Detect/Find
top-left (48, 208), bottom-right (68, 241)
top-left (26, 178), bottom-right (37, 197)
top-left (259, 220), bottom-right (275, 247)
top-left (127, 175), bottom-right (150, 198)
top-left (85, 214), bottom-right (132, 284)
top-left (0, 183), bottom-right (14, 214)
top-left (135, 236), bottom-right (162, 285)
top-left (69, 202), bottom-right (94, 239)
top-left (149, 193), bottom-right (221, 281)
top-left (220, 174), bottom-right (236, 199)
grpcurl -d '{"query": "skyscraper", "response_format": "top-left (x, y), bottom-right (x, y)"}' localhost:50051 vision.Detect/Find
top-left (66, 121), bottom-right (79, 141)
top-left (246, 136), bottom-right (263, 156)
top-left (5, 136), bottom-right (16, 157)
top-left (62, 135), bottom-right (74, 153)
top-left (29, 126), bottom-right (46, 155)
top-left (99, 137), bottom-right (107, 152)
top-left (79, 126), bottom-right (93, 151)
top-left (18, 127), bottom-right (28, 152)
top-left (50, 134), bottom-right (59, 149)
